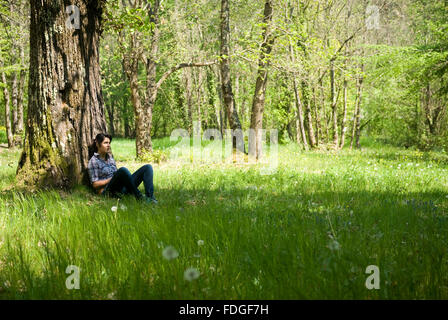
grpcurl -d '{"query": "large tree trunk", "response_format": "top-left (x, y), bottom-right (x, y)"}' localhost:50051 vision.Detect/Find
top-left (249, 0), bottom-right (274, 159)
top-left (123, 52), bottom-right (146, 157)
top-left (141, 1), bottom-right (162, 155)
top-left (220, 0), bottom-right (244, 152)
top-left (143, 51), bottom-right (159, 154)
top-left (17, 0), bottom-right (107, 189)
top-left (1, 71), bottom-right (14, 148)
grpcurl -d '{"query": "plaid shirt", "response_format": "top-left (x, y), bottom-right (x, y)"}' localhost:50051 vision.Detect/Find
top-left (87, 153), bottom-right (117, 184)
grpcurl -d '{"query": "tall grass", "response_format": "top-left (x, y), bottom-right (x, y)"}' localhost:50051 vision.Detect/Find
top-left (0, 137), bottom-right (447, 299)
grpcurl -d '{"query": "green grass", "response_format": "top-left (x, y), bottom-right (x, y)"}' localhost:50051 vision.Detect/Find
top-left (0, 137), bottom-right (448, 299)
top-left (0, 128), bottom-right (7, 145)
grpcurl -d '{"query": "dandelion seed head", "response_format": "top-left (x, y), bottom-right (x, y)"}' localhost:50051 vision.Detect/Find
top-left (184, 268), bottom-right (200, 281)
top-left (107, 292), bottom-right (117, 300)
top-left (162, 246), bottom-right (179, 260)
top-left (38, 241), bottom-right (47, 248)
top-left (111, 206), bottom-right (118, 212)
top-left (197, 240), bottom-right (204, 246)
top-left (328, 240), bottom-right (341, 251)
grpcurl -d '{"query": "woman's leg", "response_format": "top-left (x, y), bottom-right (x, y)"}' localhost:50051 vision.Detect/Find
top-left (104, 167), bottom-right (143, 199)
top-left (131, 164), bottom-right (155, 199)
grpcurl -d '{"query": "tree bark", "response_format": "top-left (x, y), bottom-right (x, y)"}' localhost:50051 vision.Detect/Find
top-left (355, 77), bottom-right (363, 149)
top-left (339, 78), bottom-right (348, 149)
top-left (220, 0), bottom-right (244, 152)
top-left (293, 78), bottom-right (308, 150)
top-left (302, 81), bottom-right (316, 148)
top-left (351, 67), bottom-right (364, 149)
top-left (249, 0), bottom-right (274, 159)
top-left (16, 44), bottom-right (26, 140)
top-left (1, 71), bottom-right (14, 148)
top-left (123, 38), bottom-right (145, 156)
top-left (184, 69), bottom-right (193, 133)
top-left (313, 86), bottom-right (320, 146)
top-left (11, 71), bottom-right (18, 135)
top-left (17, 0), bottom-right (107, 189)
top-left (330, 60), bottom-right (339, 148)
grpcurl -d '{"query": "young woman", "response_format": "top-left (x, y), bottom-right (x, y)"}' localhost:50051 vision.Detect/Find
top-left (87, 133), bottom-right (158, 204)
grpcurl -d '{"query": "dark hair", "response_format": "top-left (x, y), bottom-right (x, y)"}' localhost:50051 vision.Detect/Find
top-left (88, 133), bottom-right (112, 160)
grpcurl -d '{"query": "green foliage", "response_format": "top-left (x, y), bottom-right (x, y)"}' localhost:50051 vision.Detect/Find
top-left (0, 126), bottom-right (6, 144)
top-left (138, 148), bottom-right (169, 164)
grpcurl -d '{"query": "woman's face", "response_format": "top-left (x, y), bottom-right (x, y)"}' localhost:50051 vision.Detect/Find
top-left (97, 137), bottom-right (111, 155)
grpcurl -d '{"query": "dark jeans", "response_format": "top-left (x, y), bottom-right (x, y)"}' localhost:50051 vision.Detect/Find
top-left (102, 165), bottom-right (155, 199)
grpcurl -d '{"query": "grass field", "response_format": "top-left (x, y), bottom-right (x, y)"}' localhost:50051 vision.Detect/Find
top-left (0, 135), bottom-right (448, 299)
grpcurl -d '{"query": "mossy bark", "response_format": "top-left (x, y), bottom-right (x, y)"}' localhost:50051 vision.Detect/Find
top-left (16, 0), bottom-right (107, 189)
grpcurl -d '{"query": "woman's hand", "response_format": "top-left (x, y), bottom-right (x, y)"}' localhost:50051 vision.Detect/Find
top-left (93, 178), bottom-right (112, 193)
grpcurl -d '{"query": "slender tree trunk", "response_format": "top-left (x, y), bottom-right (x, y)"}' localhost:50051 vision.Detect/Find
top-left (330, 60), bottom-right (339, 148)
top-left (1, 71), bottom-right (14, 147)
top-left (184, 69), bottom-right (194, 133)
top-left (11, 71), bottom-right (18, 135)
top-left (17, 0), bottom-right (107, 188)
top-left (355, 77), bottom-right (363, 149)
top-left (319, 80), bottom-right (330, 143)
top-left (293, 78), bottom-right (308, 149)
top-left (143, 30), bottom-right (160, 154)
top-left (249, 0), bottom-right (274, 159)
top-left (351, 67), bottom-right (364, 149)
top-left (313, 87), bottom-right (320, 146)
top-left (194, 69), bottom-right (203, 127)
top-left (220, 0), bottom-right (244, 152)
top-left (16, 44), bottom-right (26, 140)
top-left (339, 78), bottom-right (348, 149)
top-left (350, 93), bottom-right (358, 149)
top-left (302, 81), bottom-right (316, 148)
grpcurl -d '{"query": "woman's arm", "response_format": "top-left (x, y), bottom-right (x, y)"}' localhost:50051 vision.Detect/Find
top-left (92, 178), bottom-right (112, 193)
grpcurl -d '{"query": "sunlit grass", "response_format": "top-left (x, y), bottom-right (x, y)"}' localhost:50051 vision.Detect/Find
top-left (0, 136), bottom-right (447, 299)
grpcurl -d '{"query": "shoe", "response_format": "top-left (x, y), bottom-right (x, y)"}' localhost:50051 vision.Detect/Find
top-left (144, 196), bottom-right (158, 205)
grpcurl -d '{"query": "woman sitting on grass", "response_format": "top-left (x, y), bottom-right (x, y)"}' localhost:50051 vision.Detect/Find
top-left (87, 133), bottom-right (158, 204)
